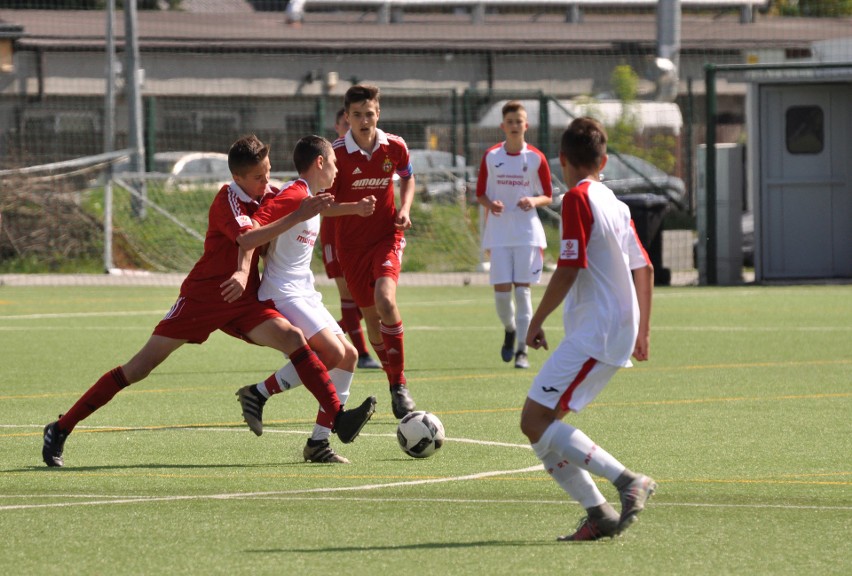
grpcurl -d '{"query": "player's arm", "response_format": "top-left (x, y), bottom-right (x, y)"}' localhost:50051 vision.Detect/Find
top-left (220, 244), bottom-right (254, 303)
top-left (527, 266), bottom-right (579, 351)
top-left (395, 174), bottom-right (415, 230)
top-left (475, 157), bottom-right (504, 215)
top-left (323, 195), bottom-right (376, 218)
top-left (518, 155), bottom-right (553, 211)
top-left (237, 193), bottom-right (333, 250)
top-left (631, 264), bottom-right (654, 361)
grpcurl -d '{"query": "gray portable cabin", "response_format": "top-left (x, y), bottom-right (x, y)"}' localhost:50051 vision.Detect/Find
top-left (746, 40), bottom-right (852, 282)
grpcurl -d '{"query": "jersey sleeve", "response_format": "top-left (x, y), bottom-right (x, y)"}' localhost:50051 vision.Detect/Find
top-left (395, 138), bottom-right (413, 179)
top-left (558, 187), bottom-right (594, 268)
top-left (475, 154), bottom-right (489, 198)
top-left (534, 149), bottom-right (553, 198)
top-left (252, 189), bottom-right (304, 227)
top-left (626, 219), bottom-right (652, 270)
top-left (215, 187), bottom-right (254, 244)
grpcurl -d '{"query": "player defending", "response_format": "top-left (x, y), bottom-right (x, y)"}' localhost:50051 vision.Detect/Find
top-left (476, 100), bottom-right (553, 370)
top-left (235, 135), bottom-right (376, 463)
top-left (519, 118), bottom-right (656, 541)
top-left (321, 108), bottom-right (381, 370)
top-left (327, 84), bottom-right (416, 419)
top-left (41, 135), bottom-right (376, 468)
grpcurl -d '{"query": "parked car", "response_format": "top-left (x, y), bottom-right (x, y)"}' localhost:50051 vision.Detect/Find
top-left (548, 153), bottom-right (687, 210)
top-left (398, 149), bottom-right (468, 202)
top-left (152, 151), bottom-right (231, 190)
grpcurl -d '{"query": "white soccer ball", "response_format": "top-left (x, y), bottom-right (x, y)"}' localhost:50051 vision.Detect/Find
top-left (396, 411), bottom-right (445, 459)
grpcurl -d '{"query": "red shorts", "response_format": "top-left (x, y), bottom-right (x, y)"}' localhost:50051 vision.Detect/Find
top-left (153, 295), bottom-right (283, 344)
top-left (322, 242), bottom-right (343, 280)
top-left (339, 236), bottom-right (405, 308)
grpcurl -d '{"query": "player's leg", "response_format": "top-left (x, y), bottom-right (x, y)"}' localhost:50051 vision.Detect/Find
top-left (43, 334), bottom-right (185, 467)
top-left (336, 277), bottom-right (380, 369)
top-left (373, 276), bottom-right (416, 418)
top-left (490, 246), bottom-right (516, 363)
top-left (305, 332), bottom-right (359, 463)
top-left (520, 345), bottom-right (655, 539)
top-left (244, 316), bottom-right (375, 444)
top-left (511, 246), bottom-right (544, 369)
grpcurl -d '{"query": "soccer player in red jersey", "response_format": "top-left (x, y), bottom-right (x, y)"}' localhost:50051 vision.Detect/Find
top-left (41, 135), bottom-right (376, 468)
top-left (320, 107), bottom-right (381, 370)
top-left (326, 84), bottom-right (417, 419)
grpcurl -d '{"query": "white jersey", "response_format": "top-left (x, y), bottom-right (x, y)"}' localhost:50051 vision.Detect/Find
top-left (252, 178), bottom-right (319, 301)
top-left (476, 142), bottom-right (553, 249)
top-left (558, 179), bottom-right (650, 367)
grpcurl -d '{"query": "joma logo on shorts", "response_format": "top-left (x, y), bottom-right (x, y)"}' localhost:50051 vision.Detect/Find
top-left (352, 177), bottom-right (391, 188)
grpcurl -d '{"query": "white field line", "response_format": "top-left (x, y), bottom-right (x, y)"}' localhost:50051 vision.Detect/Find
top-left (0, 465), bottom-right (544, 512)
top-left (3, 427), bottom-right (850, 513)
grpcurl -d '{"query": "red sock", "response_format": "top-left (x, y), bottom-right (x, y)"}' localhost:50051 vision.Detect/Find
top-left (290, 346), bottom-right (341, 418)
top-left (58, 367), bottom-right (129, 433)
top-left (315, 408), bottom-right (335, 429)
top-left (340, 299), bottom-right (369, 356)
top-left (372, 341), bottom-right (389, 369)
top-left (262, 374), bottom-right (283, 395)
top-left (380, 321), bottom-right (406, 386)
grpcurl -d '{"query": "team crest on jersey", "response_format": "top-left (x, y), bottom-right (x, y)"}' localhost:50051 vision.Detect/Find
top-left (382, 157), bottom-right (394, 173)
top-left (561, 239), bottom-right (579, 260)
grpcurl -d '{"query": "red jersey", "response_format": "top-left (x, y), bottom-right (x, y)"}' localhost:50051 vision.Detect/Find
top-left (328, 129), bottom-right (412, 251)
top-left (179, 182), bottom-right (275, 303)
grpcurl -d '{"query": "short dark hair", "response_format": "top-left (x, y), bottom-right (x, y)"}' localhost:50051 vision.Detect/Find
top-left (344, 84), bottom-right (380, 110)
top-left (560, 117), bottom-right (607, 171)
top-left (228, 135), bottom-right (269, 176)
top-left (502, 100), bottom-right (526, 117)
top-left (335, 107), bottom-right (346, 123)
top-left (293, 135), bottom-right (333, 174)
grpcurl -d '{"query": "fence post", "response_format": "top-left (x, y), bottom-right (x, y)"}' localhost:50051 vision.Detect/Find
top-left (704, 63), bottom-right (717, 285)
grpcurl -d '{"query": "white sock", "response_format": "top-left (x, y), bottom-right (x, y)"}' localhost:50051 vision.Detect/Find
top-left (495, 291), bottom-right (515, 331)
top-left (532, 442), bottom-right (607, 509)
top-left (514, 286), bottom-right (532, 353)
top-left (311, 368), bottom-right (353, 441)
top-left (256, 362), bottom-right (303, 398)
top-left (539, 420), bottom-right (626, 483)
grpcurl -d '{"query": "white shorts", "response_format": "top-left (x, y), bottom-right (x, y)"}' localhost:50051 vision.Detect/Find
top-left (489, 245), bottom-right (544, 285)
top-left (271, 289), bottom-right (342, 340)
top-left (527, 342), bottom-right (621, 413)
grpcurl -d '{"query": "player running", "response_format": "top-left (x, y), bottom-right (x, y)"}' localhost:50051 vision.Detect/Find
top-left (326, 84), bottom-right (417, 419)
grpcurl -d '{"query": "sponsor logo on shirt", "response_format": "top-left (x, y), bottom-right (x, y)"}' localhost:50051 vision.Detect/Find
top-left (561, 238), bottom-right (579, 260)
top-left (496, 176), bottom-right (526, 187)
top-left (382, 157), bottom-right (394, 173)
top-left (352, 167), bottom-right (362, 175)
top-left (352, 177), bottom-right (392, 189)
top-left (382, 259), bottom-right (393, 267)
top-left (236, 215), bottom-right (252, 228)
top-left (296, 229), bottom-right (317, 247)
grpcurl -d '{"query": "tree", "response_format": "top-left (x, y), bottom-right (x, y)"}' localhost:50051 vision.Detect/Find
top-left (774, 0), bottom-right (852, 17)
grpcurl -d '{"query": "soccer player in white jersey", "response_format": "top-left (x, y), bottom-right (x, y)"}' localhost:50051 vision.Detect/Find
top-left (235, 135), bottom-right (376, 463)
top-left (520, 117), bottom-right (656, 541)
top-left (476, 100), bottom-right (553, 369)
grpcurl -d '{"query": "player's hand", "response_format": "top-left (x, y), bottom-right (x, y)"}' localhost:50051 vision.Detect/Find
top-left (220, 271), bottom-right (248, 303)
top-left (394, 210), bottom-right (412, 230)
top-left (527, 325), bottom-right (548, 350)
top-left (356, 195), bottom-right (376, 217)
top-left (632, 335), bottom-right (650, 361)
top-left (295, 193), bottom-right (334, 221)
top-left (517, 197), bottom-right (533, 212)
top-left (490, 200), bottom-right (504, 215)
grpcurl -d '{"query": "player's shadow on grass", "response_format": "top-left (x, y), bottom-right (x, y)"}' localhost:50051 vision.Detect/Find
top-left (245, 540), bottom-right (553, 554)
top-left (23, 462), bottom-right (290, 472)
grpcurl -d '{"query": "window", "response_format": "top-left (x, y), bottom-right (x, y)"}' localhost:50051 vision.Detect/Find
top-left (785, 105), bottom-right (824, 154)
